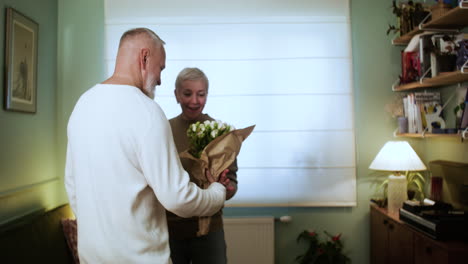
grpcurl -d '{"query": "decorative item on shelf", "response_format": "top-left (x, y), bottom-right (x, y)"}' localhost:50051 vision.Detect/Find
top-left (388, 1), bottom-right (430, 37)
top-left (432, 34), bottom-right (458, 73)
top-left (424, 103), bottom-right (446, 132)
top-left (295, 230), bottom-right (350, 264)
top-left (398, 116), bottom-right (409, 133)
top-left (385, 93), bottom-right (408, 133)
top-left (369, 141), bottom-right (427, 216)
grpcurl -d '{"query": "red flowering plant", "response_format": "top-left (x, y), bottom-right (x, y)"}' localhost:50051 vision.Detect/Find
top-left (295, 230), bottom-right (351, 264)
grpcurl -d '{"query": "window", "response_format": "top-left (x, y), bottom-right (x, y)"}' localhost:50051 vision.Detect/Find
top-left (105, 0), bottom-right (355, 206)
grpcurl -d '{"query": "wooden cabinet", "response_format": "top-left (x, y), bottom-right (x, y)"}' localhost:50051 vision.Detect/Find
top-left (370, 203), bottom-right (468, 264)
top-left (414, 233), bottom-right (448, 264)
top-left (413, 231), bottom-right (468, 264)
top-left (370, 204), bottom-right (413, 264)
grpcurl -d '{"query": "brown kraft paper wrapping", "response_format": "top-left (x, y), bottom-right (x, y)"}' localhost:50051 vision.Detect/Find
top-left (179, 125), bottom-right (255, 236)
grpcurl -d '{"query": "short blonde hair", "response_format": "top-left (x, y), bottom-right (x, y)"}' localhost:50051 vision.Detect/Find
top-left (175, 67), bottom-right (209, 92)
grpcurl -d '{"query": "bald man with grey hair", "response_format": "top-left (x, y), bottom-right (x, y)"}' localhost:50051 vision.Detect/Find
top-left (65, 27), bottom-right (230, 263)
top-left (106, 27), bottom-right (165, 99)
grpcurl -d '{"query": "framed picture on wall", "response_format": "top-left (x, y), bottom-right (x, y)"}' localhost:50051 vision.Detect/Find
top-left (4, 7), bottom-right (38, 113)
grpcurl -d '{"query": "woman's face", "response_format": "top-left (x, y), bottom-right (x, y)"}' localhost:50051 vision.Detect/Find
top-left (175, 79), bottom-right (208, 121)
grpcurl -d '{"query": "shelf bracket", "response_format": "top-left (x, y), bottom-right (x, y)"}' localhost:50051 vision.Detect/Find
top-left (461, 59), bottom-right (468, 74)
top-left (421, 127), bottom-right (429, 138)
top-left (391, 78), bottom-right (401, 91)
top-left (419, 67), bottom-right (432, 83)
top-left (417, 13), bottom-right (432, 30)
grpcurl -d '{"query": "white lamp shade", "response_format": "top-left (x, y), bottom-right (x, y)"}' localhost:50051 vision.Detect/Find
top-left (369, 141), bottom-right (427, 172)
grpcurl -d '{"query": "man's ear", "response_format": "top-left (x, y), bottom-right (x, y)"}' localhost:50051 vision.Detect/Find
top-left (140, 48), bottom-right (150, 69)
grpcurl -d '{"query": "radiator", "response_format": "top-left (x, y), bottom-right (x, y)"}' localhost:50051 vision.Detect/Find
top-left (223, 217), bottom-right (275, 264)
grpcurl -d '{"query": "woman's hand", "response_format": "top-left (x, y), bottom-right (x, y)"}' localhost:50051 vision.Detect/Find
top-left (225, 181), bottom-right (237, 200)
top-left (206, 169), bottom-right (234, 199)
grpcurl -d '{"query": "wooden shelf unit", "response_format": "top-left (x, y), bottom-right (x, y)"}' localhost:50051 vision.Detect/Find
top-left (396, 133), bottom-right (460, 138)
top-left (390, 2), bottom-right (468, 140)
top-left (393, 71), bottom-right (468, 91)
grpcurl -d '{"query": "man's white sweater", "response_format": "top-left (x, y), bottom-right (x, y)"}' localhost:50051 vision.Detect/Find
top-left (65, 84), bottom-right (225, 263)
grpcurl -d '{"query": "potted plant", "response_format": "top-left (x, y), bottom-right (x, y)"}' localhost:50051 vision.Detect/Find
top-left (295, 230), bottom-right (351, 264)
top-left (373, 171), bottom-right (426, 205)
top-left (387, 1), bottom-right (429, 36)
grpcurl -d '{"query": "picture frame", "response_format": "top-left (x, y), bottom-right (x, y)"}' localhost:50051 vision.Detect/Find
top-left (4, 7), bottom-right (38, 113)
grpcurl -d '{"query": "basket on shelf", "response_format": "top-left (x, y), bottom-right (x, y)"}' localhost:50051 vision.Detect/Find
top-left (430, 1), bottom-right (452, 20)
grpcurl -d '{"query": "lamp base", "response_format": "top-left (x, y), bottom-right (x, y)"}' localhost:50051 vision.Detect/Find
top-left (387, 174), bottom-right (407, 215)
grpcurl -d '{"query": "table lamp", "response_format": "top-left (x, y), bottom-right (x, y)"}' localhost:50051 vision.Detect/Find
top-left (369, 141), bottom-right (427, 215)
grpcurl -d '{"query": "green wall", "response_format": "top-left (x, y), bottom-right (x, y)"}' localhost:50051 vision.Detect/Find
top-left (0, 1), bottom-right (466, 264)
top-left (0, 0), bottom-right (61, 224)
top-left (56, 0), bottom-right (106, 190)
top-left (0, 0), bottom-right (105, 225)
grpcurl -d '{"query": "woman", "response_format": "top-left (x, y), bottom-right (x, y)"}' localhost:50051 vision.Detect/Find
top-left (167, 67), bottom-right (238, 264)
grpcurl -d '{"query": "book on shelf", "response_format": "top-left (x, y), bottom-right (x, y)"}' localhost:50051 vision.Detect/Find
top-left (401, 51), bottom-right (420, 84)
top-left (403, 92), bottom-right (445, 133)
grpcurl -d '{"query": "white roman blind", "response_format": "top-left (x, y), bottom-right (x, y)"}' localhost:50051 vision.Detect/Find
top-left (105, 0), bottom-right (355, 206)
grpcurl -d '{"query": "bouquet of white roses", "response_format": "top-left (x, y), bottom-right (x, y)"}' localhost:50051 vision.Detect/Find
top-left (187, 120), bottom-right (235, 159)
top-left (179, 120), bottom-right (255, 236)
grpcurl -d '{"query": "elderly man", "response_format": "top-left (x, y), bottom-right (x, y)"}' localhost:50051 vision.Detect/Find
top-left (65, 28), bottom-right (230, 263)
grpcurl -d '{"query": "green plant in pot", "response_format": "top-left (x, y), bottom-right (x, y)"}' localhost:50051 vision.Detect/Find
top-left (375, 171), bottom-right (426, 203)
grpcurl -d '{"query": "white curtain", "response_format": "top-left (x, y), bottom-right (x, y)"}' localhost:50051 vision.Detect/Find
top-left (105, 0), bottom-right (355, 206)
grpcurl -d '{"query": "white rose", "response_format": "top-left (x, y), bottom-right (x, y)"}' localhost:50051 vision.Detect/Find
top-left (219, 122), bottom-right (226, 130)
top-left (211, 129), bottom-right (218, 138)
